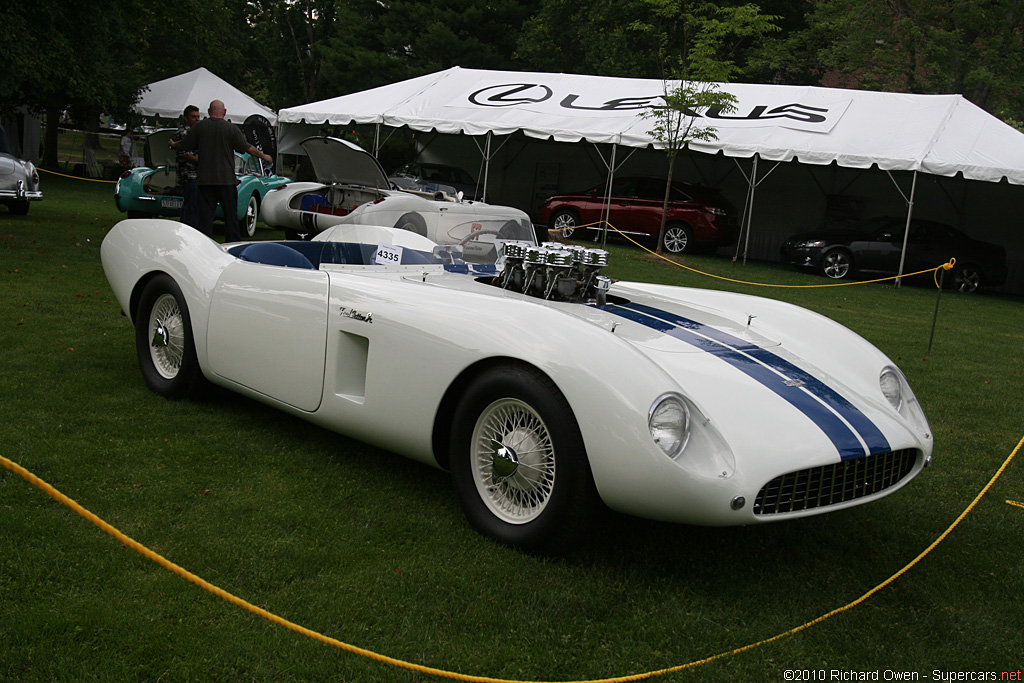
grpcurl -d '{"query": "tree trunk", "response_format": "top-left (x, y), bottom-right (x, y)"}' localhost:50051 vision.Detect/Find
top-left (656, 153), bottom-right (677, 255)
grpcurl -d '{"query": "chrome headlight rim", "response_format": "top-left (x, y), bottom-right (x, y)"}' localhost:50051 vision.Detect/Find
top-left (649, 392), bottom-right (691, 460)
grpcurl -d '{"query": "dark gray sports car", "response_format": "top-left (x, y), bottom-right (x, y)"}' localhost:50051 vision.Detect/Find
top-left (780, 216), bottom-right (1007, 293)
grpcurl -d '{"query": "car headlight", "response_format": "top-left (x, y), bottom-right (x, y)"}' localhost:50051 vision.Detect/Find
top-left (649, 393), bottom-right (691, 459)
top-left (795, 239), bottom-right (826, 248)
top-left (879, 367), bottom-right (903, 411)
top-left (880, 366), bottom-right (931, 437)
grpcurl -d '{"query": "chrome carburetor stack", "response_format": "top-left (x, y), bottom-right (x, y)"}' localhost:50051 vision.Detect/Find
top-left (498, 241), bottom-right (611, 304)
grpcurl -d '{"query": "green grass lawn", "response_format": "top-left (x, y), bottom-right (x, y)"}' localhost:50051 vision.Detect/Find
top-left (2, 173), bottom-right (1022, 682)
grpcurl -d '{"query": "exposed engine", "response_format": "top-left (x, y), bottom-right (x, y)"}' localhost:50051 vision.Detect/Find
top-left (497, 241), bottom-right (612, 304)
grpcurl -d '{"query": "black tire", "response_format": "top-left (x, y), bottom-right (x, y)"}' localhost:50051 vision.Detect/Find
top-left (549, 209), bottom-right (582, 239)
top-left (243, 193), bottom-right (260, 238)
top-left (820, 248), bottom-right (853, 279)
top-left (661, 223), bottom-right (694, 254)
top-left (126, 210), bottom-right (150, 219)
top-left (950, 263), bottom-right (982, 293)
top-left (449, 365), bottom-right (598, 552)
top-left (135, 274), bottom-right (204, 399)
top-left (8, 200), bottom-right (30, 216)
top-left (394, 211), bottom-right (428, 236)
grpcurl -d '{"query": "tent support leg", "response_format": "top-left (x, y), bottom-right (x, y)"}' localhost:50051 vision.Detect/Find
top-left (890, 169), bottom-right (918, 288)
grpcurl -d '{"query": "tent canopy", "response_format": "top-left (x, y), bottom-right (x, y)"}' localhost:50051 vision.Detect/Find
top-left (135, 67), bottom-right (277, 125)
top-left (277, 66), bottom-right (1024, 186)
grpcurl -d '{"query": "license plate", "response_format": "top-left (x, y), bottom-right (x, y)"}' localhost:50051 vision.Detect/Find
top-left (160, 197), bottom-right (183, 210)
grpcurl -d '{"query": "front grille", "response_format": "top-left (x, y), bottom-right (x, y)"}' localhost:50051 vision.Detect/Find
top-left (753, 449), bottom-right (918, 515)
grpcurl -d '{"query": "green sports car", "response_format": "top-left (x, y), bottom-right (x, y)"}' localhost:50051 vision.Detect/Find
top-left (113, 129), bottom-right (291, 238)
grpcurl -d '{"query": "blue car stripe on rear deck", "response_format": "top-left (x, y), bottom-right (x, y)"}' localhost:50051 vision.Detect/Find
top-left (600, 302), bottom-right (891, 460)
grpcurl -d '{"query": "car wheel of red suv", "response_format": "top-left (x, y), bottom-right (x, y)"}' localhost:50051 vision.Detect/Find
top-left (662, 223), bottom-right (694, 253)
top-left (550, 209), bottom-right (582, 239)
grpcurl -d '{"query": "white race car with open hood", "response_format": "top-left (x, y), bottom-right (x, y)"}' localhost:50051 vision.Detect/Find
top-left (261, 136), bottom-right (537, 246)
top-left (101, 218), bottom-right (933, 551)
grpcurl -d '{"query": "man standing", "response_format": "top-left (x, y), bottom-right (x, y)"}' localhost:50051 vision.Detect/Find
top-left (181, 99), bottom-right (273, 242)
top-left (170, 105), bottom-right (201, 229)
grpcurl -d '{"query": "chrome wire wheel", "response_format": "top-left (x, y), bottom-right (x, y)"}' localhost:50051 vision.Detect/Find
top-left (470, 398), bottom-right (556, 525)
top-left (147, 293), bottom-right (186, 380)
top-left (244, 195), bottom-right (259, 237)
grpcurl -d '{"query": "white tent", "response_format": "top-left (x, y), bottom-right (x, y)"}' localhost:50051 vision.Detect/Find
top-left (277, 66), bottom-right (1024, 186)
top-left (135, 67), bottom-right (277, 125)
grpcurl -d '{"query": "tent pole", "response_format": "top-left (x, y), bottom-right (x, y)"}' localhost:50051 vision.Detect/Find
top-left (742, 154), bottom-right (759, 266)
top-left (373, 123), bottom-right (381, 158)
top-left (895, 170), bottom-right (918, 289)
top-left (482, 132), bottom-right (492, 202)
top-left (600, 143), bottom-right (617, 248)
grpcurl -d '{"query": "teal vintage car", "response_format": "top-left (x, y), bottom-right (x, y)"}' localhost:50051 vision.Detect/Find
top-left (113, 129), bottom-right (291, 238)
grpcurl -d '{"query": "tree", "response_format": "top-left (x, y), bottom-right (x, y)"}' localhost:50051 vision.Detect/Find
top-left (630, 1), bottom-right (776, 253)
top-left (801, 0), bottom-right (1024, 117)
top-left (641, 82), bottom-right (737, 254)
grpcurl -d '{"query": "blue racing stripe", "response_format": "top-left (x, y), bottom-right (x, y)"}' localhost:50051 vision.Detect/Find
top-left (601, 302), bottom-right (891, 460)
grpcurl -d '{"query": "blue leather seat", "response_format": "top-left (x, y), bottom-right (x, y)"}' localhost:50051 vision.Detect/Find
top-left (238, 242), bottom-right (315, 269)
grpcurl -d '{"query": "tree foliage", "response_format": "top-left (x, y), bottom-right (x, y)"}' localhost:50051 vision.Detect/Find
top-left (3, 0), bottom-right (1024, 165)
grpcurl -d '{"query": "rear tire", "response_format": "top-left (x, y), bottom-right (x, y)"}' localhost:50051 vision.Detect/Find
top-left (662, 223), bottom-right (694, 253)
top-left (243, 194), bottom-right (259, 238)
top-left (135, 275), bottom-right (204, 399)
top-left (395, 212), bottom-right (428, 236)
top-left (950, 263), bottom-right (982, 293)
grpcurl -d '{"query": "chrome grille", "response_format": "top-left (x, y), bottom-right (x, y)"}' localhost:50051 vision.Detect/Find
top-left (753, 449), bottom-right (918, 515)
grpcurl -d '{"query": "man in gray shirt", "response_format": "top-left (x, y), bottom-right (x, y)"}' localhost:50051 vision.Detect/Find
top-left (181, 99), bottom-right (273, 242)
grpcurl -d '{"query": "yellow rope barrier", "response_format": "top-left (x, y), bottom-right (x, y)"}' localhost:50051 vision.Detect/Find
top-left (553, 221), bottom-right (955, 290)
top-left (39, 167), bottom-right (117, 183)
top-left (1007, 500), bottom-right (1024, 511)
top-left (2, 432), bottom-right (1021, 682)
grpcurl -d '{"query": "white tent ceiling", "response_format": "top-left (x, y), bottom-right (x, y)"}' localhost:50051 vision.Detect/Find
top-left (135, 67), bottom-right (277, 125)
top-left (278, 66), bottom-right (1024, 186)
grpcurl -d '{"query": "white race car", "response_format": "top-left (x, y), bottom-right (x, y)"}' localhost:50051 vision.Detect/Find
top-left (101, 219), bottom-right (933, 551)
top-left (261, 136), bottom-right (537, 246)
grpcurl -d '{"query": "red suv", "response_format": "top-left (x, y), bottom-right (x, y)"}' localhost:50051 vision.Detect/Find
top-left (540, 176), bottom-right (737, 253)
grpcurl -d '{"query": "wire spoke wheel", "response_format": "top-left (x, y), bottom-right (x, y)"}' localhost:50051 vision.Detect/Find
top-left (147, 293), bottom-right (186, 380)
top-left (470, 398), bottom-right (556, 524)
top-left (135, 274), bottom-right (204, 399)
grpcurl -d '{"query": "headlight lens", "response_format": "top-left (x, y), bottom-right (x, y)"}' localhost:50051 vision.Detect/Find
top-left (649, 394), bottom-right (691, 459)
top-left (796, 239), bottom-right (826, 248)
top-left (879, 367), bottom-right (903, 411)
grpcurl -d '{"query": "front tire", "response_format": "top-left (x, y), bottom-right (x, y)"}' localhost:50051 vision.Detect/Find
top-left (820, 248), bottom-right (853, 279)
top-left (9, 200), bottom-right (30, 215)
top-left (549, 209), bottom-right (582, 239)
top-left (243, 194), bottom-right (259, 238)
top-left (135, 275), bottom-right (204, 399)
top-left (450, 365), bottom-right (597, 552)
